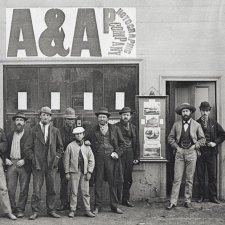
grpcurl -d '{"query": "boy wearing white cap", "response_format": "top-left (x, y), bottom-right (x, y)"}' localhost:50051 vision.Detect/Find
top-left (64, 127), bottom-right (95, 218)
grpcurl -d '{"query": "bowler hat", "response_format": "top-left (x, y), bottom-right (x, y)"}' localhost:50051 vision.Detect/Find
top-left (119, 107), bottom-right (134, 115)
top-left (175, 103), bottom-right (196, 115)
top-left (199, 101), bottom-right (212, 110)
top-left (64, 107), bottom-right (77, 119)
top-left (72, 127), bottom-right (85, 134)
top-left (12, 112), bottom-right (28, 121)
top-left (95, 107), bottom-right (111, 117)
top-left (40, 106), bottom-right (53, 115)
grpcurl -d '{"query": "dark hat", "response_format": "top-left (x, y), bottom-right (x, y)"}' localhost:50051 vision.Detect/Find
top-left (95, 107), bottom-right (111, 117)
top-left (64, 107), bottom-right (77, 119)
top-left (12, 112), bottom-right (28, 121)
top-left (175, 103), bottom-right (196, 115)
top-left (40, 106), bottom-right (53, 115)
top-left (199, 101), bottom-right (212, 110)
top-left (119, 107), bottom-right (134, 115)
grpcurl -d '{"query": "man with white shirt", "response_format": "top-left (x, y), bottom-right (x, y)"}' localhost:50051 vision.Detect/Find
top-left (6, 112), bottom-right (32, 218)
top-left (24, 106), bottom-right (63, 220)
top-left (166, 103), bottom-right (205, 210)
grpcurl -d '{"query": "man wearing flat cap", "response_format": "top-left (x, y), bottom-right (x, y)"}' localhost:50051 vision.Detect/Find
top-left (115, 107), bottom-right (139, 207)
top-left (196, 101), bottom-right (225, 204)
top-left (5, 112), bottom-right (31, 218)
top-left (24, 106), bottom-right (63, 220)
top-left (92, 107), bottom-right (125, 215)
top-left (167, 103), bottom-right (205, 210)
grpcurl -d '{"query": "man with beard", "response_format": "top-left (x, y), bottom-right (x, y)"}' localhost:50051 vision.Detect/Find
top-left (196, 101), bottom-right (225, 204)
top-left (0, 127), bottom-right (17, 220)
top-left (115, 107), bottom-right (139, 207)
top-left (92, 107), bottom-right (125, 215)
top-left (57, 107), bottom-right (77, 211)
top-left (24, 106), bottom-right (63, 220)
top-left (166, 103), bottom-right (205, 210)
top-left (5, 112), bottom-right (32, 218)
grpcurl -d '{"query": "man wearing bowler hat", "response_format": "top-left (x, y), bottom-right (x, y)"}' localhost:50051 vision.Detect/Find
top-left (24, 106), bottom-right (63, 220)
top-left (196, 101), bottom-right (225, 204)
top-left (5, 112), bottom-right (32, 218)
top-left (167, 103), bottom-right (205, 210)
top-left (115, 107), bottom-right (139, 207)
top-left (92, 107), bottom-right (125, 215)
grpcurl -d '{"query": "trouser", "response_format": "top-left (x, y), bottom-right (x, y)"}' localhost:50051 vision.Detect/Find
top-left (0, 157), bottom-right (12, 214)
top-left (6, 159), bottom-right (31, 212)
top-left (170, 148), bottom-right (197, 205)
top-left (95, 153), bottom-right (119, 209)
top-left (70, 170), bottom-right (91, 211)
top-left (121, 148), bottom-right (134, 202)
top-left (59, 169), bottom-right (69, 206)
top-left (196, 150), bottom-right (217, 199)
top-left (31, 168), bottom-right (57, 213)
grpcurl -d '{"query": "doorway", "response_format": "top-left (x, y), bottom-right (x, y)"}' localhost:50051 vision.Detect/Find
top-left (166, 81), bottom-right (216, 198)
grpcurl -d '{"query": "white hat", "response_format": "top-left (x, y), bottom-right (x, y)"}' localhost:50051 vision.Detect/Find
top-left (72, 127), bottom-right (85, 134)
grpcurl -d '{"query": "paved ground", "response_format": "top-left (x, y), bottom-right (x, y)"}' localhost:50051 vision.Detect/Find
top-left (1, 200), bottom-right (225, 225)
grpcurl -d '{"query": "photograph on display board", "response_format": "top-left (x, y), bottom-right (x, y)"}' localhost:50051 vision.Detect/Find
top-left (145, 115), bottom-right (159, 127)
top-left (143, 101), bottom-right (160, 115)
top-left (143, 143), bottom-right (161, 158)
top-left (144, 127), bottom-right (160, 142)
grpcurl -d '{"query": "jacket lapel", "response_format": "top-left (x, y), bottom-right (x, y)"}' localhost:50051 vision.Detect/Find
top-left (177, 121), bottom-right (182, 141)
top-left (35, 125), bottom-right (45, 144)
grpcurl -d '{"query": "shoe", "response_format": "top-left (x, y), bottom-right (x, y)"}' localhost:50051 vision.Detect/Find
top-left (122, 201), bottom-right (134, 207)
top-left (111, 207), bottom-right (124, 214)
top-left (85, 211), bottom-right (95, 217)
top-left (48, 211), bottom-right (61, 218)
top-left (68, 211), bottom-right (76, 218)
top-left (184, 202), bottom-right (192, 208)
top-left (166, 203), bottom-right (176, 210)
top-left (7, 213), bottom-right (17, 220)
top-left (93, 207), bottom-right (101, 215)
top-left (209, 197), bottom-right (220, 204)
top-left (197, 197), bottom-right (205, 203)
top-left (57, 204), bottom-right (69, 211)
top-left (29, 212), bottom-right (39, 220)
top-left (16, 211), bottom-right (24, 218)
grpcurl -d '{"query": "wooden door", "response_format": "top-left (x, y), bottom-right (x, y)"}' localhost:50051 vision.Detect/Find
top-left (166, 81), bottom-right (216, 197)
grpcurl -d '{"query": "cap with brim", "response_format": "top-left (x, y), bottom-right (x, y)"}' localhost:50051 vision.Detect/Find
top-left (12, 112), bottom-right (28, 121)
top-left (72, 127), bottom-right (85, 134)
top-left (40, 106), bottom-right (53, 115)
top-left (119, 107), bottom-right (134, 115)
top-left (95, 107), bottom-right (111, 117)
top-left (175, 103), bottom-right (196, 115)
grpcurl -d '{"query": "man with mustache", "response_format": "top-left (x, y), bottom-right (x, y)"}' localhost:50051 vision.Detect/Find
top-left (24, 106), bottom-right (63, 220)
top-left (5, 112), bottom-right (32, 218)
top-left (115, 107), bottom-right (139, 207)
top-left (196, 101), bottom-right (225, 204)
top-left (166, 103), bottom-right (205, 210)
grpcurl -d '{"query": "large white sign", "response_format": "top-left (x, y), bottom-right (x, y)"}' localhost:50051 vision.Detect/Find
top-left (6, 8), bottom-right (136, 58)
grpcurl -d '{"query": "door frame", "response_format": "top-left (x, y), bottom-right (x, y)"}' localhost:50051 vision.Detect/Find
top-left (160, 75), bottom-right (225, 200)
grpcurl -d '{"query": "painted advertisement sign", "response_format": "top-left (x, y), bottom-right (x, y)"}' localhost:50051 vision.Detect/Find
top-left (6, 8), bottom-right (136, 58)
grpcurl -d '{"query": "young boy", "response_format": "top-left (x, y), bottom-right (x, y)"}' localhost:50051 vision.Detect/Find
top-left (64, 127), bottom-right (95, 218)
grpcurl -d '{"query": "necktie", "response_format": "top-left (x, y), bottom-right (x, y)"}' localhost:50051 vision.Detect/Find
top-left (201, 115), bottom-right (208, 129)
top-left (100, 125), bottom-right (108, 135)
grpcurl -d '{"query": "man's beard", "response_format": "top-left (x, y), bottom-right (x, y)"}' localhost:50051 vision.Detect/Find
top-left (15, 124), bottom-right (24, 132)
top-left (182, 115), bottom-right (191, 122)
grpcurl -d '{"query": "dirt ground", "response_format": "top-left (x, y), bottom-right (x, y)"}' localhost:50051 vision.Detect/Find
top-left (1, 199), bottom-right (225, 225)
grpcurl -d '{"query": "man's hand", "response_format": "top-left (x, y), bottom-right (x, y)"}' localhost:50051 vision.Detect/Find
top-left (84, 140), bottom-right (91, 146)
top-left (208, 142), bottom-right (216, 148)
top-left (5, 158), bottom-right (13, 166)
top-left (133, 159), bottom-right (139, 165)
top-left (111, 152), bottom-right (119, 159)
top-left (66, 173), bottom-right (71, 180)
top-left (85, 172), bottom-right (92, 181)
top-left (16, 159), bottom-right (25, 167)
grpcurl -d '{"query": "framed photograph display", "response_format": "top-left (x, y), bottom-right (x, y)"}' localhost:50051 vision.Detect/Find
top-left (136, 95), bottom-right (168, 161)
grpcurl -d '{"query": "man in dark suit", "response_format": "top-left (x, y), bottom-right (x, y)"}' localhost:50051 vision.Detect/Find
top-left (24, 106), bottom-right (63, 220)
top-left (166, 103), bottom-right (205, 210)
top-left (196, 101), bottom-right (225, 204)
top-left (5, 112), bottom-right (32, 218)
top-left (115, 107), bottom-right (139, 207)
top-left (92, 107), bottom-right (125, 215)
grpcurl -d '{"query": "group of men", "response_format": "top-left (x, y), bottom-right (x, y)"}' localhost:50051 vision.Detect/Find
top-left (0, 106), bottom-right (139, 220)
top-left (167, 101), bottom-right (225, 210)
